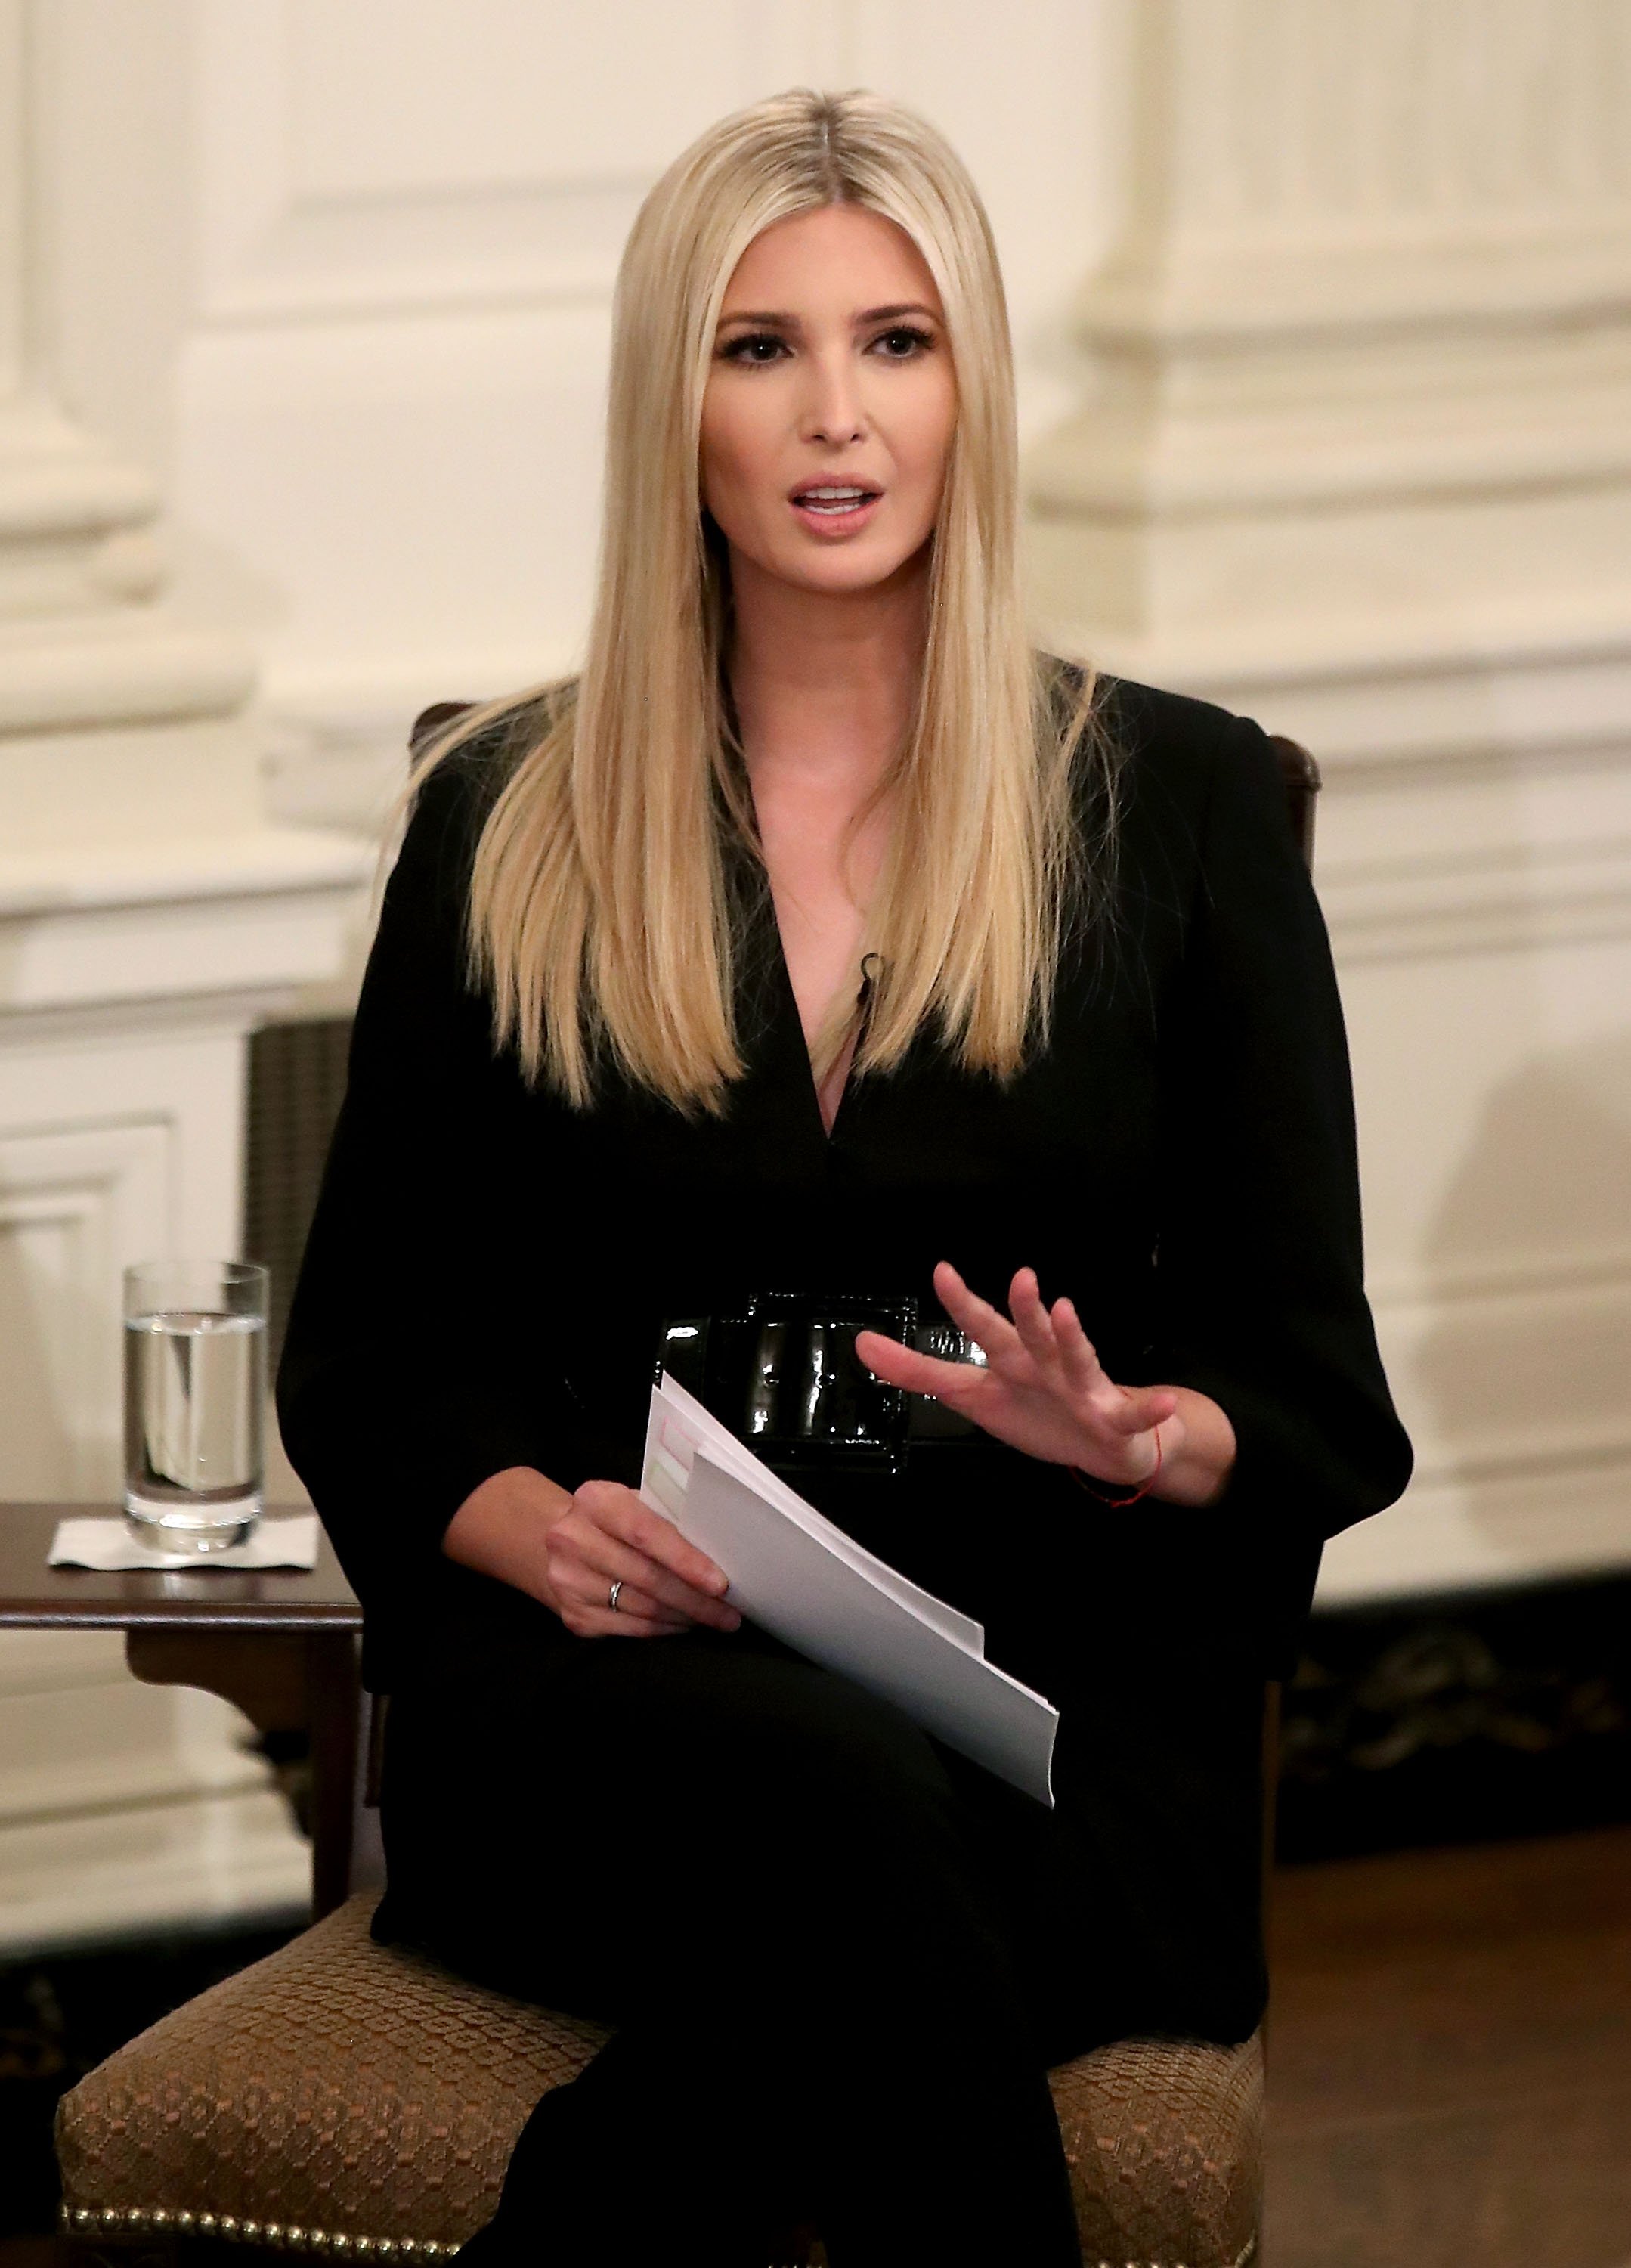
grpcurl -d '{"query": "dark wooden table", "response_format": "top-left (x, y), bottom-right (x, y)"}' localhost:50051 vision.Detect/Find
top-left (0, 1502), bottom-right (362, 1918)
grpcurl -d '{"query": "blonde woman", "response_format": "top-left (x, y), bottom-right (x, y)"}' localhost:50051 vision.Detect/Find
top-left (280, 88), bottom-right (1410, 2267)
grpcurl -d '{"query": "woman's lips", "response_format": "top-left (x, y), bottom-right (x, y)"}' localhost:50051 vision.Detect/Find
top-left (789, 485), bottom-right (883, 535)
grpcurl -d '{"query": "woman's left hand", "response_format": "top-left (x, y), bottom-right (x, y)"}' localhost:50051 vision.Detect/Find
top-left (854, 1259), bottom-right (1178, 1492)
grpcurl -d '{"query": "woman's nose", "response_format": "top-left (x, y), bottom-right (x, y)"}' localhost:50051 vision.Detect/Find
top-left (800, 352), bottom-right (867, 445)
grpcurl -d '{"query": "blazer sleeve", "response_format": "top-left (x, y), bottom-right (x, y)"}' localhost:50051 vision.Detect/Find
top-left (275, 738), bottom-right (588, 1641)
top-left (1148, 711), bottom-right (1413, 1630)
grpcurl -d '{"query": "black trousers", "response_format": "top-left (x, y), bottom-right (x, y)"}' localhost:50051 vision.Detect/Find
top-left (375, 1591), bottom-right (1227, 2266)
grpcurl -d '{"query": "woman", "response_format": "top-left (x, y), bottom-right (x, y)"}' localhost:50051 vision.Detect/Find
top-left (278, 87), bottom-right (1411, 2268)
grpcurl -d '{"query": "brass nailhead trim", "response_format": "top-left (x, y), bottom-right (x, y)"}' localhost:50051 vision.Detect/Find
top-left (62, 2202), bottom-right (461, 2257)
top-left (67, 2203), bottom-right (1254, 2267)
top-left (1085, 2244), bottom-right (1256, 2268)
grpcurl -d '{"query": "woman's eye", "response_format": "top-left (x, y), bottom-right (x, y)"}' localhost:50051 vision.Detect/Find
top-left (871, 325), bottom-right (934, 359)
top-left (720, 333), bottom-right (788, 365)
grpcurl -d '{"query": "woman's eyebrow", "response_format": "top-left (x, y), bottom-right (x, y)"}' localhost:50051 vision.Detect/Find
top-left (855, 302), bottom-right (940, 324)
top-left (715, 302), bottom-right (942, 330)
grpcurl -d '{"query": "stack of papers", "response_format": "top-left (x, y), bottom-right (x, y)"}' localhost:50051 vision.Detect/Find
top-left (641, 1374), bottom-right (1058, 1805)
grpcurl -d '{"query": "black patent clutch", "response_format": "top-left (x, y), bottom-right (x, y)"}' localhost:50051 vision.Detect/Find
top-left (653, 1289), bottom-right (986, 1478)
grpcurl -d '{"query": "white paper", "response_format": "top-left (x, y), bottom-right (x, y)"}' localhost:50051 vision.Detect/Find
top-left (645, 1373), bottom-right (985, 1653)
top-left (641, 1377), bottom-right (1057, 1805)
top-left (48, 1514), bottom-right (321, 1573)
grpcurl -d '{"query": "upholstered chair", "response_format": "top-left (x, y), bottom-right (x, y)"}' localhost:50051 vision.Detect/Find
top-left (57, 1883), bottom-right (1266, 2266)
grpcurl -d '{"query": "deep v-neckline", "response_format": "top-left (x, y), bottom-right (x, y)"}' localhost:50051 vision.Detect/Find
top-left (757, 891), bottom-right (874, 1150)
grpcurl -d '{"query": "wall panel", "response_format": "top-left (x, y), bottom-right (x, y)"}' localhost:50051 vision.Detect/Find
top-left (177, 0), bottom-right (1118, 739)
top-left (0, 1120), bottom-right (171, 1498)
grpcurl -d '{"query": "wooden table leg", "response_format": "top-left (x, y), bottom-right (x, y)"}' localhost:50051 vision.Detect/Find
top-left (303, 1631), bottom-right (362, 1917)
top-left (125, 1628), bottom-right (362, 1919)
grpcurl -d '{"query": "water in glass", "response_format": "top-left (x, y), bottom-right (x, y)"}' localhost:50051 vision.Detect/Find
top-left (123, 1309), bottom-right (265, 1548)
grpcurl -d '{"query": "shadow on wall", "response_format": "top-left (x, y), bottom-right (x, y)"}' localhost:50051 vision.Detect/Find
top-left (1413, 1027), bottom-right (1631, 1570)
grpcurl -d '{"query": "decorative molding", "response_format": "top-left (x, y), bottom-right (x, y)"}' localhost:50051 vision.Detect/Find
top-left (1063, 587), bottom-right (1631, 723)
top-left (0, 1692), bottom-right (274, 1828)
top-left (0, 1626), bottom-right (127, 1699)
top-left (1029, 0), bottom-right (1631, 686)
top-left (1317, 1454), bottom-right (1631, 1605)
top-left (1360, 1252), bottom-right (1631, 1588)
top-left (1028, 484), bottom-right (1631, 692)
top-left (0, 1021), bottom-right (242, 1244)
top-left (0, 0), bottom-right (362, 1953)
top-left (0, 824), bottom-right (371, 916)
top-left (0, 0), bottom-right (25, 394)
top-left (1108, 0), bottom-right (1631, 249)
top-left (0, 1118), bottom-right (171, 1496)
top-left (1368, 1242), bottom-right (1631, 1315)
top-left (0, 828), bottom-right (371, 1015)
top-left (0, 405), bottom-right (157, 538)
top-left (0, 20), bottom-right (268, 817)
top-left (0, 1783), bottom-right (309, 1954)
top-left (0, 615), bottom-right (256, 734)
top-left (188, 0), bottom-right (862, 329)
top-left (1030, 355), bottom-right (1631, 518)
top-left (1318, 833), bottom-right (1631, 962)
top-left (1355, 1244), bottom-right (1631, 1597)
top-left (192, 178), bottom-right (648, 329)
top-left (1074, 216), bottom-right (1631, 347)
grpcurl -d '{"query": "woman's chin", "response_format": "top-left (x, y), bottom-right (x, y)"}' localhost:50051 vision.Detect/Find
top-left (750, 539), bottom-right (931, 602)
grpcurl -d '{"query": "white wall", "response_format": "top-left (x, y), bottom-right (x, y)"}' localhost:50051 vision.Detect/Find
top-left (0, 0), bottom-right (369, 1948)
top-left (1026, 0), bottom-right (1631, 1603)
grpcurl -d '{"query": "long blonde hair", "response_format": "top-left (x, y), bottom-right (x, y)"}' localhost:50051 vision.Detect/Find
top-left (410, 87), bottom-right (1109, 1115)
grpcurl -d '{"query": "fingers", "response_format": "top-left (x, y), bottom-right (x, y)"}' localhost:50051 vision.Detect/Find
top-left (549, 1482), bottom-right (741, 1638)
top-left (853, 1328), bottom-right (988, 1407)
top-left (938, 1262), bottom-right (1094, 1383)
top-left (1049, 1294), bottom-right (1106, 1400)
top-left (1008, 1267), bottom-right (1062, 1371)
top-left (586, 1579), bottom-right (692, 1638)
top-left (931, 1260), bottom-right (1023, 1366)
top-left (880, 1263), bottom-right (1179, 1483)
top-left (584, 1481), bottom-right (729, 1591)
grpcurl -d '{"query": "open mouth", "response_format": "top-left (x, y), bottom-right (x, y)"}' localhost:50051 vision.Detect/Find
top-left (789, 483), bottom-right (883, 526)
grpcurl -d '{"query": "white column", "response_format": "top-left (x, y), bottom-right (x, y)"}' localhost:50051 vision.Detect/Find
top-left (0, 0), bottom-right (369, 1950)
top-left (1029, 0), bottom-right (1631, 699)
top-left (1028, 0), bottom-right (1631, 1604)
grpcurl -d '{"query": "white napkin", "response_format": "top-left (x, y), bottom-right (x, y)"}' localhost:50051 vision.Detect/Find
top-left (48, 1514), bottom-right (321, 1572)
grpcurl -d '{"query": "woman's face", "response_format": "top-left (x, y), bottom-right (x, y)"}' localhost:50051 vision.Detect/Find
top-left (699, 203), bottom-right (957, 600)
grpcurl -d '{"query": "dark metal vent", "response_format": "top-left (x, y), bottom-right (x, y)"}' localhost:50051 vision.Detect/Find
top-left (243, 1017), bottom-right (354, 1368)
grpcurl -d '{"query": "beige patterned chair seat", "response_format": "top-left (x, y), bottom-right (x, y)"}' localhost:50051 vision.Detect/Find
top-left (57, 1893), bottom-right (1260, 2267)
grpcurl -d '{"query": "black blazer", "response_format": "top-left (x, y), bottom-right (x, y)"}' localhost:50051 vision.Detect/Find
top-left (278, 669), bottom-right (1411, 2034)
top-left (280, 668), bottom-right (1407, 1879)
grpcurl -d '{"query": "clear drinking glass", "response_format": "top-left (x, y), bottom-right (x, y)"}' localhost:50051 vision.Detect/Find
top-left (122, 1259), bottom-right (268, 1551)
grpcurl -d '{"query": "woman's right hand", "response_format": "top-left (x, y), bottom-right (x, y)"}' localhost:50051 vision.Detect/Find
top-left (543, 1478), bottom-right (741, 1638)
top-left (443, 1465), bottom-right (741, 1639)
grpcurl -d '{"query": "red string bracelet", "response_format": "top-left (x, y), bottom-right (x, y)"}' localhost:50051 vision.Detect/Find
top-left (1070, 1426), bottom-right (1163, 1507)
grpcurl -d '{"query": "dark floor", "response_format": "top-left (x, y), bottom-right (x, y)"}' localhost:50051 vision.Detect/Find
top-left (1264, 1823), bottom-right (1631, 2268)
